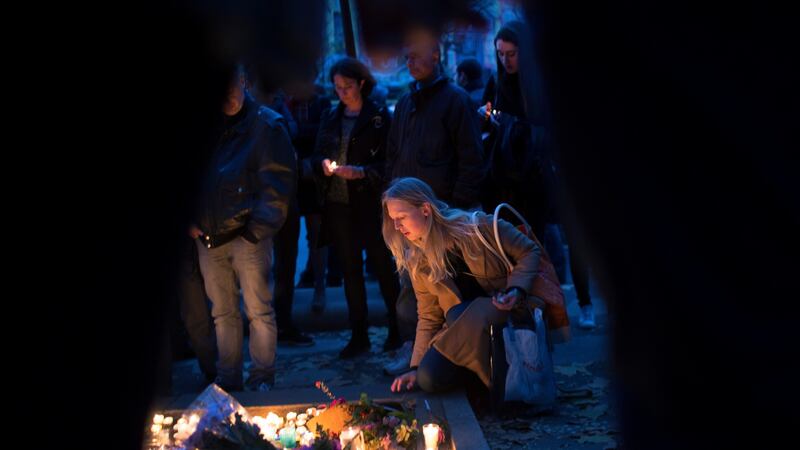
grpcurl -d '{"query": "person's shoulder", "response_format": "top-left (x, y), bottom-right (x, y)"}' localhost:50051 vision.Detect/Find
top-left (440, 81), bottom-right (474, 107)
top-left (256, 104), bottom-right (288, 130)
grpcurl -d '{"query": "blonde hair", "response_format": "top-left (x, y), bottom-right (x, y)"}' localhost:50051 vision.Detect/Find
top-left (381, 178), bottom-right (480, 283)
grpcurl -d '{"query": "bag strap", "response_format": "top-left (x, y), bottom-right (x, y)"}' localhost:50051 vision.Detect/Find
top-left (471, 203), bottom-right (534, 274)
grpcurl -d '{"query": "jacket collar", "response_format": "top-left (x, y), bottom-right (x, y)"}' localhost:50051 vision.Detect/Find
top-left (333, 99), bottom-right (381, 136)
top-left (409, 74), bottom-right (449, 98)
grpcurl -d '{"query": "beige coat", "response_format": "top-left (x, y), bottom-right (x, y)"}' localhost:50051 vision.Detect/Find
top-left (409, 212), bottom-right (570, 386)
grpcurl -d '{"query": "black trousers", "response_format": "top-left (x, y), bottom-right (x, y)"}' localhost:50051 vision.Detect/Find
top-left (273, 204), bottom-right (301, 332)
top-left (324, 202), bottom-right (400, 333)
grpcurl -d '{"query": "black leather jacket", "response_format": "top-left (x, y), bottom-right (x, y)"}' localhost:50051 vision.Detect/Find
top-left (197, 97), bottom-right (297, 248)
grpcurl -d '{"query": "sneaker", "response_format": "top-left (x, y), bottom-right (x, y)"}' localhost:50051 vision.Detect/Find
top-left (245, 375), bottom-right (275, 392)
top-left (277, 328), bottom-right (315, 347)
top-left (383, 341), bottom-right (413, 376)
top-left (578, 304), bottom-right (596, 329)
top-left (311, 290), bottom-right (326, 313)
top-left (339, 332), bottom-right (371, 359)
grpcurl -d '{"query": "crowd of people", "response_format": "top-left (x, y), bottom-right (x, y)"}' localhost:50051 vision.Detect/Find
top-left (176, 21), bottom-right (595, 398)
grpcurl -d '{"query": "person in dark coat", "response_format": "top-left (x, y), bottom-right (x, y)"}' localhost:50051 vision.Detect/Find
top-left (311, 57), bottom-right (402, 358)
top-left (191, 66), bottom-right (296, 391)
top-left (386, 27), bottom-right (486, 210)
top-left (482, 21), bottom-right (596, 328)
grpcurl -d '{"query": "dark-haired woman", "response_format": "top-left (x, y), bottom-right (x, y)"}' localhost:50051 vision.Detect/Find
top-left (312, 57), bottom-right (402, 358)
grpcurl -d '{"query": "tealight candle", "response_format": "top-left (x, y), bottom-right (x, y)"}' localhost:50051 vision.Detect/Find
top-left (305, 408), bottom-right (316, 416)
top-left (153, 414), bottom-right (164, 425)
top-left (423, 423), bottom-right (441, 450)
top-left (300, 432), bottom-right (315, 447)
top-left (279, 426), bottom-right (297, 448)
top-left (286, 412), bottom-right (297, 421)
top-left (340, 426), bottom-right (359, 448)
top-left (150, 424), bottom-right (162, 434)
top-left (163, 417), bottom-right (173, 426)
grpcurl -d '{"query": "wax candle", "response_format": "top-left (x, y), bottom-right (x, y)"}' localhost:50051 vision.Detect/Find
top-left (339, 426), bottom-right (359, 448)
top-left (423, 423), bottom-right (440, 450)
top-left (279, 426), bottom-right (297, 448)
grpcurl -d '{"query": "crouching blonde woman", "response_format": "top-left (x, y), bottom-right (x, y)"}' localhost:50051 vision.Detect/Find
top-left (383, 177), bottom-right (557, 394)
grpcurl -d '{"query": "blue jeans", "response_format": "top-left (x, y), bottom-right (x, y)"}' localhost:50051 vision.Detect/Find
top-left (196, 237), bottom-right (276, 388)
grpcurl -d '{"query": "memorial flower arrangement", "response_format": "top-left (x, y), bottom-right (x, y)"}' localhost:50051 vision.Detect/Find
top-left (144, 381), bottom-right (446, 450)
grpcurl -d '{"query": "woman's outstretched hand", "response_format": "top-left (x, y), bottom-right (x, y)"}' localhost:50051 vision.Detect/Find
top-left (391, 370), bottom-right (418, 392)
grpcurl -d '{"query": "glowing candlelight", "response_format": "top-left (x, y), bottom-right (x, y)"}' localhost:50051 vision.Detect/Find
top-left (153, 414), bottom-right (164, 425)
top-left (150, 424), bottom-right (162, 434)
top-left (423, 423), bottom-right (441, 450)
top-left (163, 417), bottom-right (173, 426)
top-left (278, 426), bottom-right (297, 448)
top-left (340, 426), bottom-right (359, 447)
top-left (330, 161), bottom-right (338, 171)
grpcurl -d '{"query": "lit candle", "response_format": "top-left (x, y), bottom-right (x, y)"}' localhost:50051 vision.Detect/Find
top-left (163, 417), bottom-right (173, 426)
top-left (305, 408), bottom-right (316, 417)
top-left (150, 424), bottom-right (162, 434)
top-left (279, 426), bottom-right (297, 448)
top-left (423, 423), bottom-right (441, 450)
top-left (300, 431), bottom-right (315, 447)
top-left (340, 426), bottom-right (359, 448)
top-left (266, 411), bottom-right (282, 427)
top-left (153, 414), bottom-right (164, 425)
top-left (286, 412), bottom-right (297, 421)
top-left (330, 161), bottom-right (338, 171)
top-left (266, 424), bottom-right (278, 439)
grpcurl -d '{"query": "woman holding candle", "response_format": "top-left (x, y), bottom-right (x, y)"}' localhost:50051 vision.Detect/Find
top-left (311, 57), bottom-right (402, 358)
top-left (383, 177), bottom-right (570, 393)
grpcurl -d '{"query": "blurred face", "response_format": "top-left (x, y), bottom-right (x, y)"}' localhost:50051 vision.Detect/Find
top-left (496, 39), bottom-right (519, 74)
top-left (223, 73), bottom-right (246, 116)
top-left (333, 74), bottom-right (364, 109)
top-left (386, 199), bottom-right (430, 242)
top-left (404, 33), bottom-right (439, 81)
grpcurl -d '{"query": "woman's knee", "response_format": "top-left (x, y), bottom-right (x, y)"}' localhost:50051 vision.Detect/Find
top-left (416, 362), bottom-right (438, 393)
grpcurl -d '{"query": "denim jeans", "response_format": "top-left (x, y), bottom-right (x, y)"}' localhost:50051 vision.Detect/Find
top-left (196, 236), bottom-right (276, 388)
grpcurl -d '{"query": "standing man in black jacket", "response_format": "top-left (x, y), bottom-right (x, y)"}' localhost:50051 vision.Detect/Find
top-left (383, 27), bottom-right (487, 375)
top-left (385, 27), bottom-right (486, 210)
top-left (191, 66), bottom-right (296, 392)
